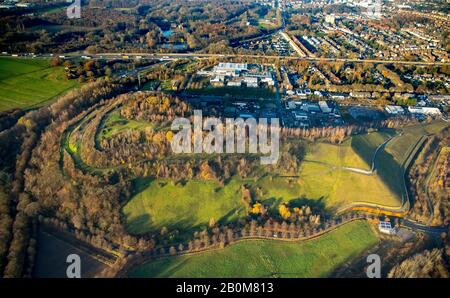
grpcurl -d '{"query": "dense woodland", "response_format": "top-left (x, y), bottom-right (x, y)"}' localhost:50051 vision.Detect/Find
top-left (0, 0), bottom-right (274, 54)
top-left (388, 248), bottom-right (449, 278)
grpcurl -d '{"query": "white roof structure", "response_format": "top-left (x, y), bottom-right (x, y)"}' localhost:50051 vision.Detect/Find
top-left (385, 105), bottom-right (404, 115)
top-left (408, 106), bottom-right (441, 116)
top-left (216, 63), bottom-right (248, 71)
top-left (378, 221), bottom-right (396, 235)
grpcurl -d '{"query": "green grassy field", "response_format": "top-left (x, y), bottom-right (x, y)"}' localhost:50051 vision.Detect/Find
top-left (98, 110), bottom-right (152, 140)
top-left (123, 178), bottom-right (246, 236)
top-left (385, 121), bottom-right (448, 165)
top-left (123, 131), bottom-right (404, 237)
top-left (115, 120), bottom-right (448, 238)
top-left (305, 131), bottom-right (393, 170)
top-left (0, 57), bottom-right (80, 111)
top-left (350, 130), bottom-right (395, 165)
top-left (128, 220), bottom-right (377, 278)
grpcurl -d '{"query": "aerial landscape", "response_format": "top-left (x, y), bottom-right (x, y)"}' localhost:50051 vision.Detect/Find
top-left (0, 0), bottom-right (449, 282)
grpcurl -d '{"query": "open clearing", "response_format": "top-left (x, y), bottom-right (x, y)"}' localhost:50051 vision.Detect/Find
top-left (0, 57), bottom-right (79, 111)
top-left (128, 220), bottom-right (378, 277)
top-left (98, 110), bottom-right (153, 140)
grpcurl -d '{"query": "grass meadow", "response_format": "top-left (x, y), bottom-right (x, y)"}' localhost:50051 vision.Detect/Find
top-left (0, 57), bottom-right (79, 111)
top-left (128, 220), bottom-right (378, 277)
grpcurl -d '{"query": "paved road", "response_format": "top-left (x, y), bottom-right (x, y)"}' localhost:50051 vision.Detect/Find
top-left (402, 219), bottom-right (448, 234)
top-left (85, 52), bottom-right (450, 66)
top-left (3, 51), bottom-right (449, 66)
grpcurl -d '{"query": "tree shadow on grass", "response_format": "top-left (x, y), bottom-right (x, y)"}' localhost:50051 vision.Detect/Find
top-left (287, 196), bottom-right (326, 211)
top-left (216, 207), bottom-right (243, 227)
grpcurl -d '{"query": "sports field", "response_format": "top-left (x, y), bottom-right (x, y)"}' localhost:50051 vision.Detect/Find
top-left (128, 220), bottom-right (378, 278)
top-left (0, 57), bottom-right (79, 111)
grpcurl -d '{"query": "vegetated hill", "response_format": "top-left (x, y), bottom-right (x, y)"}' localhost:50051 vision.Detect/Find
top-left (123, 129), bottom-right (406, 239)
top-left (128, 220), bottom-right (378, 278)
top-left (350, 130), bottom-right (395, 166)
top-left (372, 121), bottom-right (448, 200)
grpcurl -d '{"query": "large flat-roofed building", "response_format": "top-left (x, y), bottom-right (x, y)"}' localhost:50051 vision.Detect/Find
top-left (293, 111), bottom-right (308, 120)
top-left (385, 105), bottom-right (405, 115)
top-left (213, 63), bottom-right (248, 76)
top-left (198, 63), bottom-right (275, 88)
top-left (408, 106), bottom-right (442, 116)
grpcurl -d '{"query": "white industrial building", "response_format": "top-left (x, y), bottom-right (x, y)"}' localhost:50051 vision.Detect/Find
top-left (213, 63), bottom-right (248, 76)
top-left (243, 76), bottom-right (258, 87)
top-left (227, 80), bottom-right (242, 87)
top-left (378, 221), bottom-right (397, 235)
top-left (408, 106), bottom-right (442, 116)
top-left (199, 63), bottom-right (275, 88)
top-left (385, 105), bottom-right (405, 115)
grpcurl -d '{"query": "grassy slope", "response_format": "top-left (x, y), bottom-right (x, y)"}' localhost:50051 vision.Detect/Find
top-left (128, 220), bottom-right (378, 278)
top-left (298, 130), bottom-right (400, 207)
top-left (351, 130), bottom-right (395, 165)
top-left (123, 132), bottom-right (402, 236)
top-left (306, 130), bottom-right (394, 170)
top-left (123, 178), bottom-right (245, 236)
top-left (378, 120), bottom-right (449, 197)
top-left (0, 57), bottom-right (79, 111)
top-left (123, 122), bottom-right (447, 237)
top-left (296, 161), bottom-right (398, 207)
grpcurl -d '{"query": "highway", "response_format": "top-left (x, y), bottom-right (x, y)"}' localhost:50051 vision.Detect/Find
top-left (2, 51), bottom-right (450, 66)
top-left (85, 52), bottom-right (450, 66)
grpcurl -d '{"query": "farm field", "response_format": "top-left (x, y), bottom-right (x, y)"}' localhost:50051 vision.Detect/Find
top-left (0, 57), bottom-right (79, 111)
top-left (128, 220), bottom-right (378, 278)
